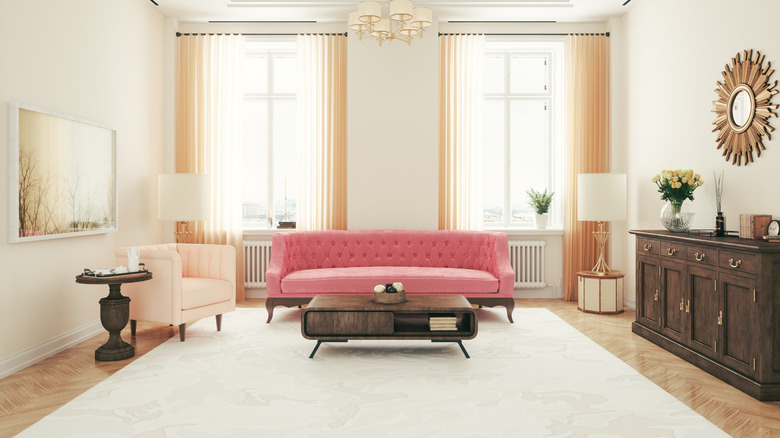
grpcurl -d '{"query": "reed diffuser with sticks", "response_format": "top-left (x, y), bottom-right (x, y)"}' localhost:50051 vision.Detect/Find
top-left (714, 170), bottom-right (725, 236)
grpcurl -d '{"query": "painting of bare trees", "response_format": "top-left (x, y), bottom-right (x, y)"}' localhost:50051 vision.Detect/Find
top-left (10, 104), bottom-right (116, 242)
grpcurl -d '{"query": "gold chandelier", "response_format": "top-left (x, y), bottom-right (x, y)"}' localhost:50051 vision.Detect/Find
top-left (349, 0), bottom-right (433, 45)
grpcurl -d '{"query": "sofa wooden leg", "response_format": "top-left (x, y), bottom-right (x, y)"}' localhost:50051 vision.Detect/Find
top-left (130, 320), bottom-right (137, 336)
top-left (216, 314), bottom-right (222, 331)
top-left (505, 298), bottom-right (515, 323)
top-left (266, 299), bottom-right (275, 323)
top-left (179, 323), bottom-right (186, 342)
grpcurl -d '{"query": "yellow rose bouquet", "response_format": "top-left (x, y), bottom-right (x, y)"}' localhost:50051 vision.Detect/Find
top-left (652, 169), bottom-right (703, 231)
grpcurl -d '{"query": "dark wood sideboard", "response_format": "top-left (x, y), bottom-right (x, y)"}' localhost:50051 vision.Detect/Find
top-left (629, 230), bottom-right (780, 401)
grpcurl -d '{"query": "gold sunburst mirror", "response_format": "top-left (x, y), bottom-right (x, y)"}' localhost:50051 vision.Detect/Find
top-left (712, 50), bottom-right (778, 165)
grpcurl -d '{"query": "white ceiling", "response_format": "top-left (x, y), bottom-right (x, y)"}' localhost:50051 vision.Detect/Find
top-left (152, 0), bottom-right (637, 24)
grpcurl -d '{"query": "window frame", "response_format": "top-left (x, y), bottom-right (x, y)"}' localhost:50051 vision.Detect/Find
top-left (482, 39), bottom-right (565, 230)
top-left (242, 38), bottom-right (297, 230)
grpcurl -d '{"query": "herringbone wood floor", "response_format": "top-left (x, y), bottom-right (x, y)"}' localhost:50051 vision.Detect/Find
top-left (1, 299), bottom-right (778, 437)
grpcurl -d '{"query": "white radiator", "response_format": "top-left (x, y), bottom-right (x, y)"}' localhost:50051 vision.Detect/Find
top-left (244, 239), bottom-right (547, 289)
top-left (244, 240), bottom-right (273, 288)
top-left (508, 240), bottom-right (547, 288)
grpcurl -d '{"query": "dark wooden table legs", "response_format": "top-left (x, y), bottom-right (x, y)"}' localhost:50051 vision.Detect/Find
top-left (95, 284), bottom-right (134, 361)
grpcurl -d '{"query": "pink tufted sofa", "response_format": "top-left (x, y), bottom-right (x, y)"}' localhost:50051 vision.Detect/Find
top-left (265, 230), bottom-right (515, 323)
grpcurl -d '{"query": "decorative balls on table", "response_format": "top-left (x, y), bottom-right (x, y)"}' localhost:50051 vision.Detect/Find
top-left (374, 282), bottom-right (405, 294)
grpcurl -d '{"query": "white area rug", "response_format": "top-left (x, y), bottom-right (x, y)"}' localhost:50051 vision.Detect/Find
top-left (19, 308), bottom-right (726, 437)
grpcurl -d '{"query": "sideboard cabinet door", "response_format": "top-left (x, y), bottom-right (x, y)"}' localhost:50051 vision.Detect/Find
top-left (718, 272), bottom-right (757, 379)
top-left (687, 265), bottom-right (718, 359)
top-left (637, 255), bottom-right (660, 331)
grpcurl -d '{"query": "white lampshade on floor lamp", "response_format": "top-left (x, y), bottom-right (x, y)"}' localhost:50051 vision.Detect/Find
top-left (158, 174), bottom-right (207, 243)
top-left (577, 173), bottom-right (627, 275)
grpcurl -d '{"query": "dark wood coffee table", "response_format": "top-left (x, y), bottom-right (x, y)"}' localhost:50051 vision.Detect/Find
top-left (301, 294), bottom-right (477, 358)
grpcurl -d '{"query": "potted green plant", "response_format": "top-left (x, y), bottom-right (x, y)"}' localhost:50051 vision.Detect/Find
top-left (526, 188), bottom-right (554, 229)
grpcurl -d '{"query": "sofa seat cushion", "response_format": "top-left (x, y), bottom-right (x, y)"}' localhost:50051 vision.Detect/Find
top-left (181, 278), bottom-right (233, 310)
top-left (280, 266), bottom-right (499, 295)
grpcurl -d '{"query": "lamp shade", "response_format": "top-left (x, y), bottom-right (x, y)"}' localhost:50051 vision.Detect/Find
top-left (577, 173), bottom-right (626, 222)
top-left (158, 173), bottom-right (208, 221)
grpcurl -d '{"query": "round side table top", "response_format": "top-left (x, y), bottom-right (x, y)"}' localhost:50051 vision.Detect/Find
top-left (75, 271), bottom-right (153, 285)
top-left (576, 270), bottom-right (625, 279)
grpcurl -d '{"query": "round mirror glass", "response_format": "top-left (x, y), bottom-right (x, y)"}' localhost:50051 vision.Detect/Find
top-left (731, 89), bottom-right (753, 127)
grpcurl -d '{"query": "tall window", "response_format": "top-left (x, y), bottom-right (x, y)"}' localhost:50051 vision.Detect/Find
top-left (242, 38), bottom-right (298, 228)
top-left (482, 40), bottom-right (564, 229)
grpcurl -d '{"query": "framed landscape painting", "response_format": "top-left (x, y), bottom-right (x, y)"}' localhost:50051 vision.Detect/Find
top-left (9, 103), bottom-right (117, 243)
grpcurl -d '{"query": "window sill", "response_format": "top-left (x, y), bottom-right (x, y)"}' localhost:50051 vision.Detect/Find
top-left (243, 228), bottom-right (296, 238)
top-left (485, 228), bottom-right (564, 237)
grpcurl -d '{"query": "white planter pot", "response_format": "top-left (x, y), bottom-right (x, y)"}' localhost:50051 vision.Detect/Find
top-left (535, 214), bottom-right (549, 229)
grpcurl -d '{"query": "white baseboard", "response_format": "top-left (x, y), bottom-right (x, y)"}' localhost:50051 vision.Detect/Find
top-left (0, 320), bottom-right (103, 380)
top-left (514, 285), bottom-right (558, 299)
top-left (245, 287), bottom-right (267, 299)
top-left (623, 293), bottom-right (636, 310)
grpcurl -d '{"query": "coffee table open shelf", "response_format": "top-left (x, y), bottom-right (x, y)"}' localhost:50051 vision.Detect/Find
top-left (301, 295), bottom-right (477, 358)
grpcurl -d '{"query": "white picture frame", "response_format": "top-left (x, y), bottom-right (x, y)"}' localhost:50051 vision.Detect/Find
top-left (9, 103), bottom-right (117, 243)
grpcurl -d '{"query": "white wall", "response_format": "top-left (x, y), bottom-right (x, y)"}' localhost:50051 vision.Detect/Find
top-left (0, 0), bottom-right (165, 370)
top-left (347, 24), bottom-right (439, 230)
top-left (620, 0), bottom-right (780, 303)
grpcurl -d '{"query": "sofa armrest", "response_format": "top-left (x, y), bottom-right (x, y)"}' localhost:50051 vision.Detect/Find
top-left (266, 233), bottom-right (288, 296)
top-left (115, 247), bottom-right (184, 320)
top-left (493, 234), bottom-right (515, 296)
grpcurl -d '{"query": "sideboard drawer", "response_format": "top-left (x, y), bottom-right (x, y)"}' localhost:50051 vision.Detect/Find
top-left (718, 251), bottom-right (757, 274)
top-left (687, 245), bottom-right (718, 267)
top-left (303, 311), bottom-right (394, 336)
top-left (661, 242), bottom-right (686, 259)
top-left (637, 237), bottom-right (660, 256)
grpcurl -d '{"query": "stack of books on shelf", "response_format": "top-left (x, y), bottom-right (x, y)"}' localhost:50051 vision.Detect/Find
top-left (739, 214), bottom-right (771, 239)
top-left (429, 313), bottom-right (457, 331)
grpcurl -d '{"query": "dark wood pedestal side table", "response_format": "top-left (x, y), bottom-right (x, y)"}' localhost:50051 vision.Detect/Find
top-left (75, 271), bottom-right (152, 361)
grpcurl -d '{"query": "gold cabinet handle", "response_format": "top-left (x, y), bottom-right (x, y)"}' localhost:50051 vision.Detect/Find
top-left (685, 300), bottom-right (690, 313)
top-left (643, 243), bottom-right (653, 251)
top-left (717, 310), bottom-right (723, 325)
top-left (728, 258), bottom-right (742, 269)
top-left (679, 298), bottom-right (684, 311)
top-left (654, 290), bottom-right (659, 301)
top-left (695, 252), bottom-right (705, 262)
top-left (667, 248), bottom-right (676, 256)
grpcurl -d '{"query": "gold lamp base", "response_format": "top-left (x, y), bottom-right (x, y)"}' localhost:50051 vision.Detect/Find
top-left (588, 221), bottom-right (621, 276)
top-left (174, 222), bottom-right (193, 244)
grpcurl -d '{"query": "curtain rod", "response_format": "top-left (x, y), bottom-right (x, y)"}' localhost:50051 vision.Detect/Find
top-left (176, 32), bottom-right (347, 37)
top-left (438, 32), bottom-right (610, 37)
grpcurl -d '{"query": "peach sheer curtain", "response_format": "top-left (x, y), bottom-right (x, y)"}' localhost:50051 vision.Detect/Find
top-left (176, 34), bottom-right (245, 299)
top-left (296, 34), bottom-right (348, 230)
top-left (562, 34), bottom-right (611, 301)
top-left (438, 34), bottom-right (485, 230)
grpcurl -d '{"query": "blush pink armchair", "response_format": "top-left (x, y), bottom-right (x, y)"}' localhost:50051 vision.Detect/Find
top-left (115, 244), bottom-right (236, 341)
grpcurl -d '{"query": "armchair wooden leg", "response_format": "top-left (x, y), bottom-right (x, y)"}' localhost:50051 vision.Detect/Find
top-left (266, 298), bottom-right (275, 323)
top-left (130, 320), bottom-right (137, 336)
top-left (179, 323), bottom-right (186, 342)
top-left (216, 314), bottom-right (222, 331)
top-left (505, 298), bottom-right (515, 323)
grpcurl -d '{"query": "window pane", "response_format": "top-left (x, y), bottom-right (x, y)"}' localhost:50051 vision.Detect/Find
top-left (244, 55), bottom-right (268, 94)
top-left (273, 55), bottom-right (297, 94)
top-left (509, 100), bottom-right (548, 224)
top-left (273, 100), bottom-right (297, 223)
top-left (484, 55), bottom-right (505, 94)
top-left (242, 100), bottom-right (269, 226)
top-left (510, 55), bottom-right (548, 94)
top-left (482, 100), bottom-right (505, 224)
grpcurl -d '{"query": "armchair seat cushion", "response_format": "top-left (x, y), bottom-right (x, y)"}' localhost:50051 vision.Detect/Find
top-left (281, 266), bottom-right (499, 294)
top-left (182, 278), bottom-right (234, 310)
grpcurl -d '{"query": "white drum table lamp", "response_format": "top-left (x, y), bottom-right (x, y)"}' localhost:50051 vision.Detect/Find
top-left (576, 173), bottom-right (627, 275)
top-left (158, 173), bottom-right (207, 243)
